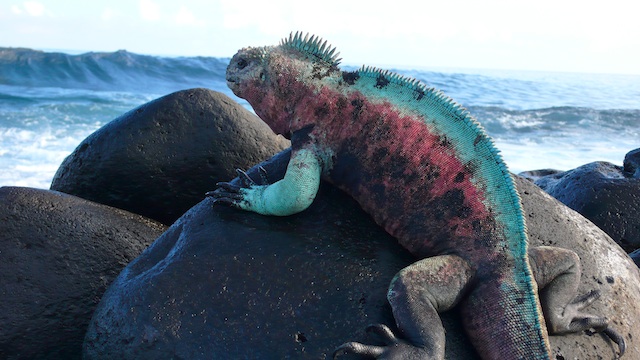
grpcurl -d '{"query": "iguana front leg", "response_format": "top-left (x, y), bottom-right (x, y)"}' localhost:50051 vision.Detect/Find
top-left (209, 147), bottom-right (322, 216)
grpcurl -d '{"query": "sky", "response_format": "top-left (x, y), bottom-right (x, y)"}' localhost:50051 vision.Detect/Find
top-left (1, 0), bottom-right (639, 75)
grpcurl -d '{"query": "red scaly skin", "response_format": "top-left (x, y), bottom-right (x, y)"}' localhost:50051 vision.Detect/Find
top-left (221, 44), bottom-right (563, 360)
top-left (236, 51), bottom-right (503, 267)
top-left (217, 36), bottom-right (627, 360)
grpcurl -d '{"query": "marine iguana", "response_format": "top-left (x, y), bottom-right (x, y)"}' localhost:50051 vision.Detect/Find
top-left (208, 32), bottom-right (625, 359)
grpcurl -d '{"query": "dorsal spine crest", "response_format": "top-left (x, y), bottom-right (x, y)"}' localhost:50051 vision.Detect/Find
top-left (356, 65), bottom-right (484, 141)
top-left (280, 31), bottom-right (342, 67)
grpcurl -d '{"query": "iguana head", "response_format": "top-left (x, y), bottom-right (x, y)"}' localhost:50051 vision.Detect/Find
top-left (226, 46), bottom-right (269, 97)
top-left (226, 32), bottom-right (341, 138)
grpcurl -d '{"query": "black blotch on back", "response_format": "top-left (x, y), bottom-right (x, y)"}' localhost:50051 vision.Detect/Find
top-left (371, 148), bottom-right (390, 163)
top-left (336, 97), bottom-right (348, 110)
top-left (439, 135), bottom-right (452, 148)
top-left (351, 98), bottom-right (364, 121)
top-left (375, 74), bottom-right (390, 89)
top-left (474, 134), bottom-right (484, 146)
top-left (342, 71), bottom-right (360, 85)
top-left (432, 189), bottom-right (471, 220)
top-left (314, 104), bottom-right (330, 119)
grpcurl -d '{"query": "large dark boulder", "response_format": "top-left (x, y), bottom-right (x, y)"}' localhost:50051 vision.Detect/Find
top-left (532, 153), bottom-right (640, 252)
top-left (84, 151), bottom-right (639, 359)
top-left (50, 88), bottom-right (289, 225)
top-left (0, 187), bottom-right (167, 360)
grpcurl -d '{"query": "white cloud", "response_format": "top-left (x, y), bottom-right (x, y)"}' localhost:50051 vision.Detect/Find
top-left (219, 0), bottom-right (291, 35)
top-left (101, 7), bottom-right (115, 21)
top-left (139, 0), bottom-right (160, 21)
top-left (175, 6), bottom-right (204, 27)
top-left (23, 1), bottom-right (45, 17)
top-left (10, 2), bottom-right (48, 17)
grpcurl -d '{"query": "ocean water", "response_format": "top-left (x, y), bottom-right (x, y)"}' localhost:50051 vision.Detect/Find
top-left (1, 47), bottom-right (639, 189)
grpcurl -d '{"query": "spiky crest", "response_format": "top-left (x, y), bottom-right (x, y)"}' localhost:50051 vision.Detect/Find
top-left (280, 31), bottom-right (342, 67)
top-left (357, 65), bottom-right (488, 144)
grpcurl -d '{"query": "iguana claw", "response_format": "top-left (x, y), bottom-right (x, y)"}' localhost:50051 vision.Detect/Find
top-left (603, 328), bottom-right (626, 357)
top-left (235, 167), bottom-right (270, 187)
top-left (258, 166), bottom-right (269, 184)
top-left (236, 169), bottom-right (255, 187)
top-left (207, 181), bottom-right (245, 206)
top-left (206, 167), bottom-right (272, 208)
top-left (215, 182), bottom-right (242, 193)
top-left (546, 290), bottom-right (626, 357)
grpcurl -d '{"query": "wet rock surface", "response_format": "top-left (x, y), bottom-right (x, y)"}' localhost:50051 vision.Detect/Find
top-left (0, 186), bottom-right (166, 360)
top-left (83, 151), bottom-right (639, 359)
top-left (532, 156), bottom-right (640, 252)
top-left (50, 88), bottom-right (289, 225)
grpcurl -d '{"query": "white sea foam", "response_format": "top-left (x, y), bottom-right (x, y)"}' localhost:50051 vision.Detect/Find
top-left (0, 126), bottom-right (99, 188)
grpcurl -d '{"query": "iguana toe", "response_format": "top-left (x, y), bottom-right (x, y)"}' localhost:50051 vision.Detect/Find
top-left (333, 342), bottom-right (385, 359)
top-left (206, 182), bottom-right (247, 208)
top-left (365, 324), bottom-right (399, 343)
top-left (333, 324), bottom-right (431, 359)
top-left (546, 290), bottom-right (625, 356)
top-left (214, 182), bottom-right (242, 193)
top-left (235, 168), bottom-right (256, 187)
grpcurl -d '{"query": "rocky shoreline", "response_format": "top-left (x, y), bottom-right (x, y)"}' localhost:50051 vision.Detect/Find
top-left (2, 89), bottom-right (638, 359)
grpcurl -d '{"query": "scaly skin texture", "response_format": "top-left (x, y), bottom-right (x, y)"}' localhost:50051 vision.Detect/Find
top-left (210, 32), bottom-right (624, 359)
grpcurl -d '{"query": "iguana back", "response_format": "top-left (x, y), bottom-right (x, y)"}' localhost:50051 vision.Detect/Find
top-left (213, 32), bottom-right (624, 359)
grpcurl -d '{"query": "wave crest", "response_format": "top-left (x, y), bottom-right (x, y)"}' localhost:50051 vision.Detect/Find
top-left (0, 48), bottom-right (229, 93)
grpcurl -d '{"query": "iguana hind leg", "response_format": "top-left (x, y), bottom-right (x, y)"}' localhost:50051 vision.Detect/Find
top-left (334, 254), bottom-right (473, 359)
top-left (529, 246), bottom-right (626, 356)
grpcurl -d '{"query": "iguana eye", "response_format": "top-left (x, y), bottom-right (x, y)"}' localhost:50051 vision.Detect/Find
top-left (236, 58), bottom-right (248, 70)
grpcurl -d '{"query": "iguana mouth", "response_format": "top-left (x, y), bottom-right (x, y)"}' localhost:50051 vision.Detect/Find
top-left (226, 77), bottom-right (240, 95)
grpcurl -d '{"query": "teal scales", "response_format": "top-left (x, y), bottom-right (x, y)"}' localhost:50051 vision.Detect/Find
top-left (210, 31), bottom-right (625, 359)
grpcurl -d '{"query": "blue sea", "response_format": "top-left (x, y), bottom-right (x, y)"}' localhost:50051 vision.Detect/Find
top-left (1, 47), bottom-right (639, 189)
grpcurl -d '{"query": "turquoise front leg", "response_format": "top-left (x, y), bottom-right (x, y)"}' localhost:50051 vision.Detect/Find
top-left (210, 147), bottom-right (322, 216)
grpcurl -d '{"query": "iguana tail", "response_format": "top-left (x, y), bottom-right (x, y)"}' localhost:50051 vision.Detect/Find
top-left (460, 270), bottom-right (551, 359)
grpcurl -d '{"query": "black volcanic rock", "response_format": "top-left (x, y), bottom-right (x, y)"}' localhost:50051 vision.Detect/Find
top-left (0, 187), bottom-right (166, 360)
top-left (51, 88), bottom-right (289, 225)
top-left (533, 156), bottom-right (640, 252)
top-left (83, 151), bottom-right (639, 359)
top-left (82, 150), bottom-right (450, 359)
